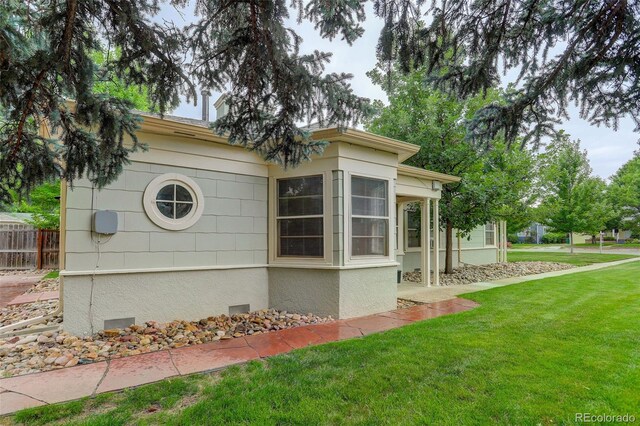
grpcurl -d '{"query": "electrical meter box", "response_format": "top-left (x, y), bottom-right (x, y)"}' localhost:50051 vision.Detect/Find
top-left (93, 210), bottom-right (118, 234)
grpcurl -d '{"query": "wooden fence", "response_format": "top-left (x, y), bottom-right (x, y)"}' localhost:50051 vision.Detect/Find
top-left (0, 229), bottom-right (60, 270)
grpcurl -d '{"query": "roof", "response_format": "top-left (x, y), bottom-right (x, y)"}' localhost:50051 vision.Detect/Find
top-left (397, 164), bottom-right (461, 184)
top-left (58, 101), bottom-right (457, 177)
top-left (0, 212), bottom-right (33, 223)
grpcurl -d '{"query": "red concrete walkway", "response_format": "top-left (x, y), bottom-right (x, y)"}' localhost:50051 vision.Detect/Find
top-left (0, 298), bottom-right (478, 415)
top-left (6, 291), bottom-right (59, 306)
top-left (0, 274), bottom-right (45, 309)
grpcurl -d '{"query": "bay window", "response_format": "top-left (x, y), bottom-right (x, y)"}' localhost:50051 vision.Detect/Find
top-left (277, 175), bottom-right (324, 257)
top-left (351, 176), bottom-right (389, 256)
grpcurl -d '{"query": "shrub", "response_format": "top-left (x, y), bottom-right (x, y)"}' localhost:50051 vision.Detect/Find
top-left (507, 233), bottom-right (519, 244)
top-left (541, 232), bottom-right (568, 244)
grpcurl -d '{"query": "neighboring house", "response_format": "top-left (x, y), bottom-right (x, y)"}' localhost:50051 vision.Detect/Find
top-left (516, 223), bottom-right (547, 244)
top-left (0, 213), bottom-right (34, 231)
top-left (56, 101), bottom-right (506, 336)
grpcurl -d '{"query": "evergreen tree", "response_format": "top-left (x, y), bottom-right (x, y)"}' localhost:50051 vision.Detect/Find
top-left (537, 132), bottom-right (613, 252)
top-left (0, 0), bottom-right (372, 202)
top-left (373, 0), bottom-right (640, 149)
top-left (4, 0), bottom-right (638, 204)
top-left (367, 69), bottom-right (534, 273)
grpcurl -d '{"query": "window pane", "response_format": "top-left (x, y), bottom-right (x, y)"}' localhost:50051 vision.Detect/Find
top-left (352, 218), bottom-right (387, 237)
top-left (352, 237), bottom-right (387, 256)
top-left (352, 218), bottom-right (388, 256)
top-left (352, 197), bottom-right (386, 216)
top-left (279, 218), bottom-right (323, 237)
top-left (175, 202), bottom-right (193, 219)
top-left (157, 185), bottom-right (175, 201)
top-left (156, 201), bottom-right (174, 218)
top-left (279, 237), bottom-right (323, 257)
top-left (278, 176), bottom-right (323, 197)
top-left (175, 185), bottom-right (193, 202)
top-left (352, 176), bottom-right (387, 198)
top-left (278, 196), bottom-right (323, 216)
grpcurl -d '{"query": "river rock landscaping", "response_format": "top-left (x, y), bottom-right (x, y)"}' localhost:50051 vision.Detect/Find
top-left (403, 261), bottom-right (575, 285)
top-left (0, 308), bottom-right (334, 378)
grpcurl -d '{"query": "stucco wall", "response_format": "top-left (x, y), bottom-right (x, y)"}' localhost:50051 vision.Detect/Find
top-left (401, 247), bottom-right (498, 272)
top-left (268, 265), bottom-right (397, 319)
top-left (63, 267), bottom-right (268, 335)
top-left (338, 266), bottom-right (397, 318)
top-left (64, 161), bottom-right (267, 271)
top-left (400, 224), bottom-right (496, 272)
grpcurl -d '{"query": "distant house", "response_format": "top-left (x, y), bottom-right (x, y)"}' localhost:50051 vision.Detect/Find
top-left (0, 213), bottom-right (34, 231)
top-left (53, 99), bottom-right (507, 335)
top-left (516, 223), bottom-right (547, 244)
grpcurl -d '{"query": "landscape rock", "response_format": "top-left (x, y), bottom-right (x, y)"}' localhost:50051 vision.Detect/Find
top-left (402, 261), bottom-right (574, 286)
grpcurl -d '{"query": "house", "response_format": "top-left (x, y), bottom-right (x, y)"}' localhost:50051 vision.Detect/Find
top-left (0, 213), bottom-right (35, 231)
top-left (57, 102), bottom-right (506, 336)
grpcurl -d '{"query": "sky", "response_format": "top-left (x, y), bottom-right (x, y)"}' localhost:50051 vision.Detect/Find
top-left (161, 3), bottom-right (638, 180)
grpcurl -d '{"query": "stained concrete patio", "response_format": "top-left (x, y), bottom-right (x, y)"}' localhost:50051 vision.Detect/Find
top-left (0, 298), bottom-right (478, 415)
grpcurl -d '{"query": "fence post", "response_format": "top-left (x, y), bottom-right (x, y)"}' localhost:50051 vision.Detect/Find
top-left (36, 229), bottom-right (43, 270)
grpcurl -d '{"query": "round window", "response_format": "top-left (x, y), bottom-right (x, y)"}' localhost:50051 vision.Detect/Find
top-left (143, 174), bottom-right (204, 230)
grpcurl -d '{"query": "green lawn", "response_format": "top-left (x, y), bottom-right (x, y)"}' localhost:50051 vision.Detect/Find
top-left (43, 270), bottom-right (59, 279)
top-left (507, 251), bottom-right (637, 266)
top-left (511, 243), bottom-right (640, 249)
top-left (12, 262), bottom-right (640, 425)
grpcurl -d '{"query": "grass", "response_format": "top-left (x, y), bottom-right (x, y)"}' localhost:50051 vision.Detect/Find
top-left (507, 251), bottom-right (637, 266)
top-left (9, 262), bottom-right (640, 425)
top-left (573, 242), bottom-right (640, 248)
top-left (42, 270), bottom-right (59, 279)
top-left (511, 243), bottom-right (640, 249)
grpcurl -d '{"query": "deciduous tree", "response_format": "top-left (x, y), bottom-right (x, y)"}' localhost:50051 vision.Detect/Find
top-left (537, 132), bottom-right (613, 252)
top-left (367, 69), bottom-right (534, 273)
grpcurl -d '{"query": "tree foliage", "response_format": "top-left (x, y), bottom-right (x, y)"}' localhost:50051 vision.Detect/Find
top-left (373, 0), bottom-right (640, 149)
top-left (0, 0), bottom-right (373, 202)
top-left (10, 181), bottom-right (61, 229)
top-left (367, 68), bottom-right (534, 273)
top-left (537, 132), bottom-right (613, 251)
top-left (91, 50), bottom-right (154, 112)
top-left (607, 155), bottom-right (640, 237)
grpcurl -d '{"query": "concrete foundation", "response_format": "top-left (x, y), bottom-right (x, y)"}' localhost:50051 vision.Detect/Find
top-left (62, 267), bottom-right (269, 336)
top-left (269, 265), bottom-right (397, 319)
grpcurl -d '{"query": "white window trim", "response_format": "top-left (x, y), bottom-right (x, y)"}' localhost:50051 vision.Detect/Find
top-left (346, 172), bottom-right (394, 264)
top-left (143, 173), bottom-right (204, 231)
top-left (268, 171), bottom-right (333, 265)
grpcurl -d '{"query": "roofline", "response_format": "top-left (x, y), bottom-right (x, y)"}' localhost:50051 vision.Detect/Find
top-left (310, 127), bottom-right (420, 162)
top-left (59, 101), bottom-right (422, 162)
top-left (398, 164), bottom-right (461, 183)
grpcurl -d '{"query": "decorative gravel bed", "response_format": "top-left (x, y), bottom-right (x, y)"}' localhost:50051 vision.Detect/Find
top-left (0, 300), bottom-right (61, 327)
top-left (25, 278), bottom-right (60, 293)
top-left (0, 309), bottom-right (334, 378)
top-left (0, 269), bottom-right (52, 277)
top-left (397, 298), bottom-right (424, 309)
top-left (403, 261), bottom-right (575, 286)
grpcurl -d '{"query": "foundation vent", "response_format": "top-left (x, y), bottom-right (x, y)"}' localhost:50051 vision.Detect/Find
top-left (104, 317), bottom-right (136, 330)
top-left (229, 304), bottom-right (250, 315)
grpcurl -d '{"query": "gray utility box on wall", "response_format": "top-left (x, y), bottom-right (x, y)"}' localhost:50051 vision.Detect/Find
top-left (93, 210), bottom-right (118, 235)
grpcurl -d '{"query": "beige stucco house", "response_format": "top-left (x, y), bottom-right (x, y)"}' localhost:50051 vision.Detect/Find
top-left (58, 106), bottom-right (504, 335)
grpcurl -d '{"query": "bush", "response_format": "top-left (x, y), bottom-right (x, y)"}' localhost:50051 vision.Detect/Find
top-left (507, 233), bottom-right (519, 244)
top-left (541, 232), bottom-right (568, 244)
top-left (626, 238), bottom-right (639, 244)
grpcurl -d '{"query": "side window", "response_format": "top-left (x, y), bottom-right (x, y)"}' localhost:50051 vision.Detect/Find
top-left (276, 175), bottom-right (324, 257)
top-left (351, 176), bottom-right (389, 256)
